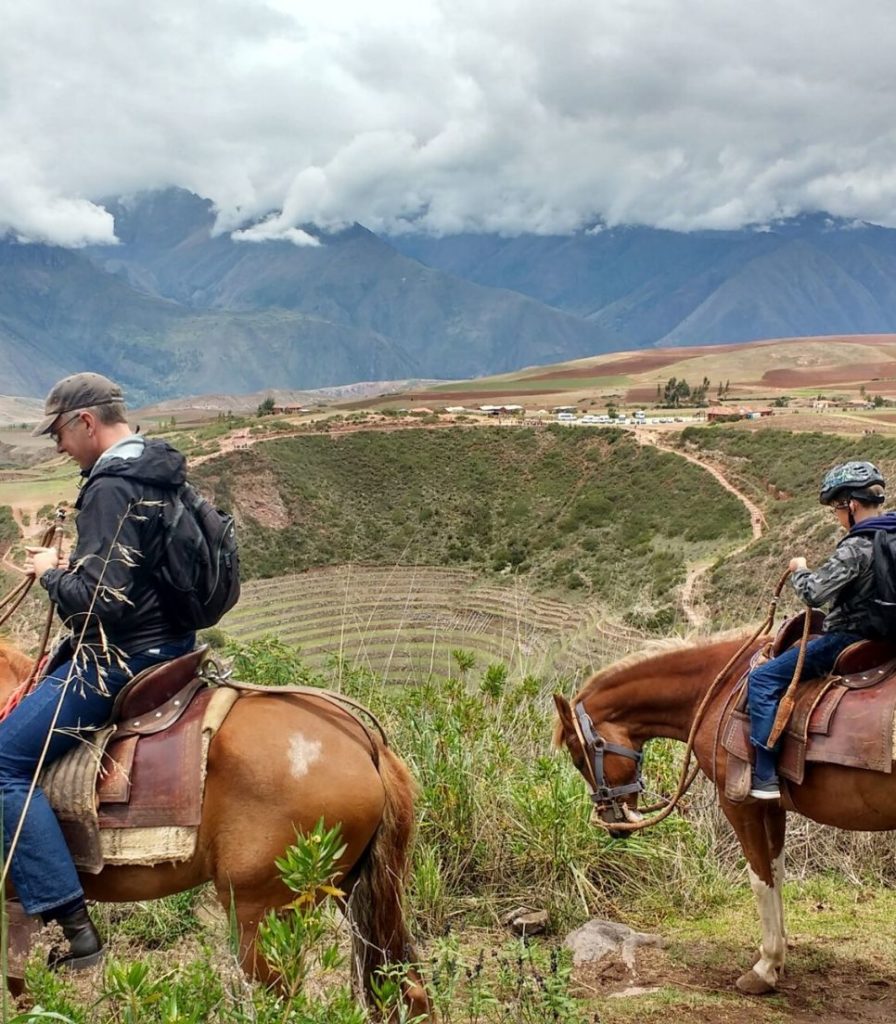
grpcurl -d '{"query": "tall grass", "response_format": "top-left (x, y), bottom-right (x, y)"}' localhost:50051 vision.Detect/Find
top-left (226, 641), bottom-right (739, 931)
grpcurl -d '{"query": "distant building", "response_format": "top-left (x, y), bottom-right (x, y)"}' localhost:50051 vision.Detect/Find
top-left (706, 406), bottom-right (773, 423)
top-left (478, 404), bottom-right (524, 416)
top-left (272, 404), bottom-right (306, 414)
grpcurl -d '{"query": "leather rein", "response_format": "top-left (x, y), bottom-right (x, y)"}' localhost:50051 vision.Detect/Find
top-left (0, 511), bottom-right (66, 722)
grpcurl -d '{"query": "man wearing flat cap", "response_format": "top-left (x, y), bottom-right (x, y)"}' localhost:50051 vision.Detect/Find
top-left (0, 372), bottom-right (195, 970)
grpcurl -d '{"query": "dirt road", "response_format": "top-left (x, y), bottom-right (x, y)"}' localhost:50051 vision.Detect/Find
top-left (634, 428), bottom-right (765, 628)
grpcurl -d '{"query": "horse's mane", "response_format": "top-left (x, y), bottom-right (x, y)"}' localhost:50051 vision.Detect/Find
top-left (569, 625), bottom-right (755, 707)
top-left (552, 625), bottom-right (754, 749)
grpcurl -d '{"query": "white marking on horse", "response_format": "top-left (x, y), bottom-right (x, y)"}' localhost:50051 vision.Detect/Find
top-left (288, 734), bottom-right (322, 778)
top-left (747, 849), bottom-right (786, 987)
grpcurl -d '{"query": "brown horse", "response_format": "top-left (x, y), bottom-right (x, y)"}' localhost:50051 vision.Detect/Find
top-left (0, 641), bottom-right (431, 1020)
top-left (553, 631), bottom-right (896, 997)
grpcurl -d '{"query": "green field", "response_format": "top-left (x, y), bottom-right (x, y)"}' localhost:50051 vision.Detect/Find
top-left (0, 462), bottom-right (79, 508)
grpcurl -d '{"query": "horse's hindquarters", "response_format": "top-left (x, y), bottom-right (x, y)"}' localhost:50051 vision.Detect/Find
top-left (205, 694), bottom-right (386, 883)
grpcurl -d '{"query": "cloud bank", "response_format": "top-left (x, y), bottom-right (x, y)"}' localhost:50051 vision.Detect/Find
top-left (4, 0), bottom-right (896, 245)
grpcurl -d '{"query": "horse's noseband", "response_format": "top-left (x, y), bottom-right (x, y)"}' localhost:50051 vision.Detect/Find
top-left (574, 702), bottom-right (644, 821)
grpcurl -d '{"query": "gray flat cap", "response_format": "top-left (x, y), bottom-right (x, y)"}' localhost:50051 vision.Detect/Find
top-left (32, 372), bottom-right (124, 436)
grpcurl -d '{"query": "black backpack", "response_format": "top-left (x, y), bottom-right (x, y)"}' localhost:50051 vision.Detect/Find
top-left (158, 482), bottom-right (241, 630)
top-left (851, 527), bottom-right (896, 640)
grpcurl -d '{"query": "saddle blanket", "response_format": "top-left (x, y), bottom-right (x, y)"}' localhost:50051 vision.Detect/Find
top-left (40, 685), bottom-right (238, 872)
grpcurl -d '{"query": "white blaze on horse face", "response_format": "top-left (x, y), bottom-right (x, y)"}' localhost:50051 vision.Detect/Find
top-left (288, 733), bottom-right (322, 779)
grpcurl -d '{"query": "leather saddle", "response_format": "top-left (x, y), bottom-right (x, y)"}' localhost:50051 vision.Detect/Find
top-left (723, 611), bottom-right (896, 800)
top-left (41, 645), bottom-right (234, 872)
top-left (96, 645), bottom-right (212, 807)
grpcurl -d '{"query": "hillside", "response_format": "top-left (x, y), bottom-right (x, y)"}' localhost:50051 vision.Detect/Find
top-left (0, 192), bottom-right (614, 401)
top-left (5, 412), bottom-right (896, 691)
top-left (668, 427), bottom-right (896, 626)
top-left (192, 425), bottom-right (749, 632)
top-left (392, 333), bottom-right (896, 414)
top-left (179, 419), bottom-right (896, 695)
top-left (392, 214), bottom-right (896, 347)
top-left (0, 242), bottom-right (418, 402)
top-left (8, 191), bottom-right (896, 403)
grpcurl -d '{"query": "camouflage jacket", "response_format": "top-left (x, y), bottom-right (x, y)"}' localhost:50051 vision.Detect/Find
top-left (790, 533), bottom-right (875, 636)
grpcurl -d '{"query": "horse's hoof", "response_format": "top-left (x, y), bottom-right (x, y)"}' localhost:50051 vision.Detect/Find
top-left (736, 969), bottom-right (776, 995)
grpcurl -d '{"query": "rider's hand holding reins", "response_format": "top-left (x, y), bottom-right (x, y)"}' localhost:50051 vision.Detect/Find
top-left (24, 546), bottom-right (59, 578)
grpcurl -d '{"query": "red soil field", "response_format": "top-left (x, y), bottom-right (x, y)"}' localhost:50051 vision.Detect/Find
top-left (404, 389), bottom-right (558, 400)
top-left (762, 363), bottom-right (896, 387)
top-left (526, 351), bottom-right (689, 380)
top-left (625, 387), bottom-right (662, 402)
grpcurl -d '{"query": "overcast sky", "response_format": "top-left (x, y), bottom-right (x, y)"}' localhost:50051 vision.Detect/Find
top-left (4, 0), bottom-right (896, 246)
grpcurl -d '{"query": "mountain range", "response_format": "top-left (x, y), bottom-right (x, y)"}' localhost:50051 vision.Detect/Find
top-left (4, 189), bottom-right (896, 402)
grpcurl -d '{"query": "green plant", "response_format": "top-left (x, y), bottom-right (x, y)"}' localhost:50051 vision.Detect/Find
top-left (0, 506), bottom-right (19, 547)
top-left (224, 635), bottom-right (325, 687)
top-left (257, 819), bottom-right (418, 1023)
top-left (451, 649), bottom-right (477, 678)
top-left (480, 663), bottom-right (508, 700)
top-left (427, 937), bottom-right (587, 1024)
top-left (104, 890), bottom-right (203, 949)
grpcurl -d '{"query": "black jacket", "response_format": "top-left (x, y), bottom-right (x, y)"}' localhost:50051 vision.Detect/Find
top-left (790, 512), bottom-right (896, 637)
top-left (40, 438), bottom-right (193, 655)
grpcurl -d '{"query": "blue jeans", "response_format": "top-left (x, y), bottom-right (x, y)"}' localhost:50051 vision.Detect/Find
top-left (748, 630), bottom-right (860, 776)
top-left (0, 636), bottom-right (195, 915)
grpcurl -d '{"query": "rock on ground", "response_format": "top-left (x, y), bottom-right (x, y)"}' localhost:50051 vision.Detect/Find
top-left (564, 919), bottom-right (663, 970)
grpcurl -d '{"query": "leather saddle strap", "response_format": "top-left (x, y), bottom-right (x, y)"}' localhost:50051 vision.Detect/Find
top-left (222, 680), bottom-right (389, 750)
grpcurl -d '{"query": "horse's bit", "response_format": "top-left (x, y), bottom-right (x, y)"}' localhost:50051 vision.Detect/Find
top-left (573, 701), bottom-right (644, 823)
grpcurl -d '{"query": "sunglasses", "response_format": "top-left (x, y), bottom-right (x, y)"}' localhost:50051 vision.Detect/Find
top-left (49, 412), bottom-right (82, 445)
top-left (829, 499), bottom-right (852, 512)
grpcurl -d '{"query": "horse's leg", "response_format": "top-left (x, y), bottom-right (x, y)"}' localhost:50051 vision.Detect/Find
top-left (222, 891), bottom-right (279, 985)
top-left (721, 799), bottom-right (787, 994)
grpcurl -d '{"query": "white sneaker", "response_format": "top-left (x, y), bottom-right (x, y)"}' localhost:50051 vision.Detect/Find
top-left (749, 777), bottom-right (781, 800)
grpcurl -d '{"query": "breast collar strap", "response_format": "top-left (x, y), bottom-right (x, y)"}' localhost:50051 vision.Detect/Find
top-left (574, 701), bottom-right (644, 810)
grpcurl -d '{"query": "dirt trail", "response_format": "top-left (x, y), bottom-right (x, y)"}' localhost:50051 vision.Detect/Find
top-left (635, 428), bottom-right (765, 628)
top-left (189, 417), bottom-right (510, 467)
top-left (579, 940), bottom-right (896, 1024)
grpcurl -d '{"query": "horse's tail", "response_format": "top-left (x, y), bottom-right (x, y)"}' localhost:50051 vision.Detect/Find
top-left (348, 743), bottom-right (430, 1019)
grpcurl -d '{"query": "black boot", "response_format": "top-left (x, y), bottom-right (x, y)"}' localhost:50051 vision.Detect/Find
top-left (47, 906), bottom-right (105, 971)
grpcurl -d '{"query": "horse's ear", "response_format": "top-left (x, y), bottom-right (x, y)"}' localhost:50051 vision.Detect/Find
top-left (553, 693), bottom-right (573, 721)
top-left (552, 693), bottom-right (576, 750)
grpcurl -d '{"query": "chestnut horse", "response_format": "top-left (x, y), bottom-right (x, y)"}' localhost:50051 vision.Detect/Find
top-left (0, 641), bottom-right (431, 1020)
top-left (554, 631), bottom-right (896, 997)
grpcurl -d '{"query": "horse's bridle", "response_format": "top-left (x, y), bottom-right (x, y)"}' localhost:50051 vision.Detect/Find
top-left (573, 701), bottom-right (644, 823)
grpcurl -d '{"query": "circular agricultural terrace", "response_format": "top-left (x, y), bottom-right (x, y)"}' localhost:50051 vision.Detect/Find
top-left (221, 565), bottom-right (645, 682)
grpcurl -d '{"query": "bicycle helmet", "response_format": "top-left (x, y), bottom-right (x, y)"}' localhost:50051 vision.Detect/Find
top-left (818, 460), bottom-right (886, 505)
